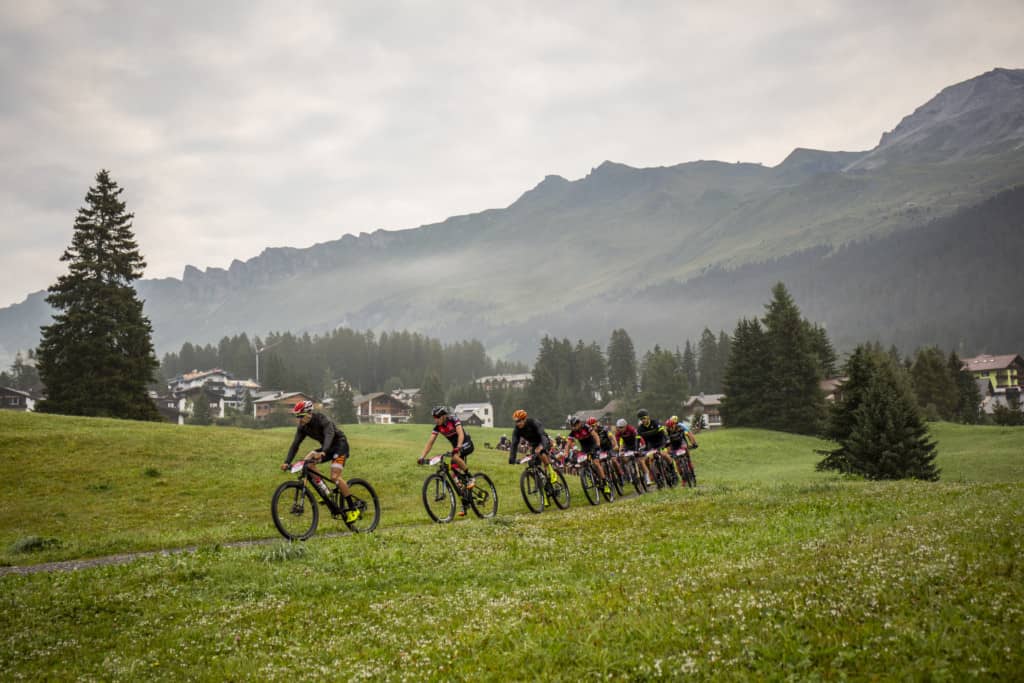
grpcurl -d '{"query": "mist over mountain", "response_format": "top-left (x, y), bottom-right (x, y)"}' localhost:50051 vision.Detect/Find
top-left (2, 68), bottom-right (1023, 366)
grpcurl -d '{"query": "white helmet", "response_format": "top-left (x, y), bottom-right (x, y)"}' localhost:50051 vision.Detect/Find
top-left (616, 418), bottom-right (627, 428)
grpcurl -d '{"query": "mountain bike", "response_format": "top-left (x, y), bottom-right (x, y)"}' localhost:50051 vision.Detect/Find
top-left (600, 450), bottom-right (626, 497)
top-left (420, 452), bottom-right (498, 523)
top-left (619, 450), bottom-right (648, 495)
top-left (669, 446), bottom-right (697, 488)
top-left (646, 448), bottom-right (679, 489)
top-left (518, 452), bottom-right (571, 513)
top-left (272, 460), bottom-right (380, 540)
top-left (574, 451), bottom-right (615, 505)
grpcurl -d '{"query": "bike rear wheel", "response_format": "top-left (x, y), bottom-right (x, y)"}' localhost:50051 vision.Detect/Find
top-left (422, 473), bottom-right (456, 523)
top-left (580, 466), bottom-right (601, 506)
top-left (469, 472), bottom-right (499, 518)
top-left (520, 468), bottom-right (545, 514)
top-left (684, 456), bottom-right (697, 487)
top-left (271, 481), bottom-right (319, 541)
top-left (344, 478), bottom-right (380, 533)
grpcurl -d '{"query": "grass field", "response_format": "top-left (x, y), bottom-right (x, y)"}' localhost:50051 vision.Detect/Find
top-left (0, 412), bottom-right (1021, 680)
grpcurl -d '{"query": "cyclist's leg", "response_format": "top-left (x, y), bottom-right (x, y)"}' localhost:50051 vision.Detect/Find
top-left (328, 439), bottom-right (351, 498)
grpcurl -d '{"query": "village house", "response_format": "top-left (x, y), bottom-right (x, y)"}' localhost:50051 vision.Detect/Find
top-left (474, 373), bottom-right (532, 392)
top-left (0, 386), bottom-right (37, 412)
top-left (353, 392), bottom-right (412, 424)
top-left (166, 368), bottom-right (261, 421)
top-left (253, 391), bottom-right (314, 421)
top-left (962, 354), bottom-right (1023, 393)
top-left (453, 402), bottom-right (494, 428)
top-left (684, 393), bottom-right (724, 429)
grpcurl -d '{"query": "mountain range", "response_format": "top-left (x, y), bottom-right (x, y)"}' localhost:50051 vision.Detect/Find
top-left (2, 67), bottom-right (1023, 366)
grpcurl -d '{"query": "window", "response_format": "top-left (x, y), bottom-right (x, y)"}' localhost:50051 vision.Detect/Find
top-left (7, 396), bottom-right (20, 406)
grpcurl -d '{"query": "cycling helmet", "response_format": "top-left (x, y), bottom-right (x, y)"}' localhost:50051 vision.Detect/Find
top-left (431, 405), bottom-right (448, 418)
top-left (586, 417), bottom-right (598, 426)
top-left (670, 415), bottom-right (679, 423)
top-left (637, 408), bottom-right (649, 419)
top-left (616, 418), bottom-right (627, 429)
top-left (513, 409), bottom-right (528, 421)
top-left (292, 400), bottom-right (314, 416)
top-left (665, 417), bottom-right (677, 428)
top-left (568, 415), bottom-right (581, 427)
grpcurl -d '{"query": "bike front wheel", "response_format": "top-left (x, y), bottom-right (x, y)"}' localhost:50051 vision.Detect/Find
top-left (469, 472), bottom-right (499, 518)
top-left (580, 466), bottom-right (601, 506)
top-left (520, 468), bottom-right (545, 514)
top-left (422, 473), bottom-right (456, 523)
top-left (271, 481), bottom-right (319, 541)
top-left (550, 471), bottom-right (571, 509)
top-left (344, 478), bottom-right (380, 533)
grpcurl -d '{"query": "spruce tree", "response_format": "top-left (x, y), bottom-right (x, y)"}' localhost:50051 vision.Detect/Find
top-left (761, 283), bottom-right (825, 434)
top-left (638, 345), bottom-right (687, 418)
top-left (330, 381), bottom-right (358, 424)
top-left (696, 328), bottom-right (719, 393)
top-left (818, 344), bottom-right (939, 480)
top-left (948, 351), bottom-right (980, 424)
top-left (414, 372), bottom-right (445, 423)
top-left (607, 329), bottom-right (638, 398)
top-left (681, 340), bottom-right (698, 391)
top-left (720, 318), bottom-right (768, 427)
top-left (910, 346), bottom-right (958, 420)
top-left (36, 170), bottom-right (160, 420)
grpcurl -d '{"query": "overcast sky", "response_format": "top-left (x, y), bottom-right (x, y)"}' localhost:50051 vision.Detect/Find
top-left (1, 1), bottom-right (1022, 309)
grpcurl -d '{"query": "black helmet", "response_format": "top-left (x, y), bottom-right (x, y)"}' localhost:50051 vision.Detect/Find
top-left (431, 405), bottom-right (448, 418)
top-left (636, 408), bottom-right (649, 419)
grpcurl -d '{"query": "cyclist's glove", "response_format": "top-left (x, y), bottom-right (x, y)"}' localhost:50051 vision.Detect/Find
top-left (417, 457), bottom-right (426, 465)
top-left (690, 442), bottom-right (699, 449)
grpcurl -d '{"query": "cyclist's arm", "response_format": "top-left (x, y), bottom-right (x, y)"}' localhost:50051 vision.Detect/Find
top-left (320, 415), bottom-right (336, 455)
top-left (284, 429), bottom-right (305, 465)
top-left (454, 423), bottom-right (465, 451)
top-left (421, 432), bottom-right (438, 459)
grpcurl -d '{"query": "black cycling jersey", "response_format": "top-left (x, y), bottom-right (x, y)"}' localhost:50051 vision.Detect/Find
top-left (666, 424), bottom-right (689, 448)
top-left (510, 417), bottom-right (550, 456)
top-left (637, 418), bottom-right (667, 449)
top-left (286, 411), bottom-right (349, 464)
top-left (595, 424), bottom-right (615, 452)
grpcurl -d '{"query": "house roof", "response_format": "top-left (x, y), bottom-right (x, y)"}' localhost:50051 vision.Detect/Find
top-left (253, 391), bottom-right (309, 404)
top-left (454, 402), bottom-right (492, 411)
top-left (962, 354), bottom-right (1024, 372)
top-left (684, 393), bottom-right (725, 408)
top-left (0, 386), bottom-right (33, 398)
top-left (353, 392), bottom-right (388, 404)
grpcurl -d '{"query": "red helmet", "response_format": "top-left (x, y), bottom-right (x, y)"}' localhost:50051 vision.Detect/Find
top-left (665, 417), bottom-right (677, 428)
top-left (292, 400), bottom-right (314, 416)
top-left (586, 417), bottom-right (598, 426)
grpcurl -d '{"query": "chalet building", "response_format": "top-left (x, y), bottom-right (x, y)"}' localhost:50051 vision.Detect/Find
top-left (253, 391), bottom-right (313, 421)
top-left (570, 400), bottom-right (623, 427)
top-left (962, 354), bottom-right (1024, 393)
top-left (684, 393), bottom-right (724, 429)
top-left (453, 402), bottom-right (494, 428)
top-left (820, 377), bottom-right (847, 403)
top-left (474, 373), bottom-right (532, 392)
top-left (455, 410), bottom-right (485, 428)
top-left (166, 368), bottom-right (261, 420)
top-left (0, 386), bottom-right (36, 412)
top-left (354, 392), bottom-right (412, 424)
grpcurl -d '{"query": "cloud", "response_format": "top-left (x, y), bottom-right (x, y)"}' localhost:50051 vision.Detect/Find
top-left (1, 1), bottom-right (1023, 308)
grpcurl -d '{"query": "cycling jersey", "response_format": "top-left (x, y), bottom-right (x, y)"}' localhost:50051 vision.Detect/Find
top-left (637, 418), bottom-right (667, 449)
top-left (666, 424), bottom-right (690, 448)
top-left (286, 411), bottom-right (349, 464)
top-left (510, 417), bottom-right (551, 455)
top-left (594, 424), bottom-right (615, 452)
top-left (616, 425), bottom-right (639, 451)
top-left (568, 425), bottom-right (599, 454)
top-left (432, 415), bottom-right (473, 449)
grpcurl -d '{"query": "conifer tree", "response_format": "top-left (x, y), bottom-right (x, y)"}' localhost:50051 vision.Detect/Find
top-left (817, 343), bottom-right (939, 480)
top-left (414, 372), bottom-right (445, 423)
top-left (910, 346), bottom-right (958, 419)
top-left (948, 351), bottom-right (980, 424)
top-left (681, 340), bottom-right (698, 390)
top-left (720, 318), bottom-right (768, 427)
top-left (606, 329), bottom-right (638, 398)
top-left (330, 380), bottom-right (358, 424)
top-left (761, 283), bottom-right (825, 434)
top-left (638, 345), bottom-right (687, 418)
top-left (36, 170), bottom-right (160, 420)
top-left (696, 328), bottom-right (719, 393)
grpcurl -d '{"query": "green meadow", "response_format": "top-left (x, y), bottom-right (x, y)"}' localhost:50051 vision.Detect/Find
top-left (0, 412), bottom-right (1021, 680)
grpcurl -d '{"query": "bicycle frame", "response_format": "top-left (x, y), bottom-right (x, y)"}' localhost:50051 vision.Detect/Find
top-left (291, 461), bottom-right (344, 516)
top-left (424, 453), bottom-right (472, 502)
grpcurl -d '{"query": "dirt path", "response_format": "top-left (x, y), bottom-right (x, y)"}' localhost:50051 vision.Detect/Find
top-left (0, 534), bottom-right (340, 576)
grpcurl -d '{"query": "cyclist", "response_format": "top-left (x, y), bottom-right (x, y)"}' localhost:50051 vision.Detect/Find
top-left (418, 406), bottom-right (476, 515)
top-left (564, 416), bottom-right (611, 495)
top-left (614, 417), bottom-right (651, 484)
top-left (508, 409), bottom-right (561, 485)
top-left (280, 400), bottom-right (359, 523)
top-left (665, 415), bottom-right (697, 478)
top-left (589, 416), bottom-right (624, 481)
top-left (637, 408), bottom-right (674, 483)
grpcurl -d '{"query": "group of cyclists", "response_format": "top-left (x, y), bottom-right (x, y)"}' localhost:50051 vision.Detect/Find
top-left (279, 400), bottom-right (699, 520)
